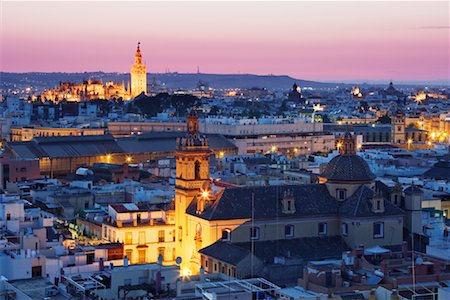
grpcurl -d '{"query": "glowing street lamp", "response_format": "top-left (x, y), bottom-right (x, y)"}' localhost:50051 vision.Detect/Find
top-left (407, 139), bottom-right (412, 150)
top-left (126, 156), bottom-right (133, 163)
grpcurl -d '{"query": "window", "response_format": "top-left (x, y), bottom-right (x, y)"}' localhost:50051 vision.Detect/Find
top-left (138, 276), bottom-right (147, 284)
top-left (318, 223), bottom-right (327, 235)
top-left (376, 200), bottom-right (381, 210)
top-left (393, 194), bottom-right (398, 205)
top-left (285, 225), bottom-right (294, 238)
top-left (138, 249), bottom-right (146, 264)
top-left (341, 223), bottom-right (348, 236)
top-left (125, 249), bottom-right (133, 262)
top-left (287, 200), bottom-right (292, 211)
top-left (336, 189), bottom-right (346, 200)
top-left (194, 161), bottom-right (201, 180)
top-left (221, 229), bottom-right (231, 241)
top-left (124, 278), bottom-right (132, 286)
top-left (103, 227), bottom-right (107, 238)
top-left (6, 212), bottom-right (11, 221)
top-left (137, 213), bottom-right (141, 224)
top-left (158, 247), bottom-right (165, 261)
top-left (139, 231), bottom-right (146, 245)
top-left (125, 232), bottom-right (133, 244)
top-left (158, 230), bottom-right (165, 243)
top-left (374, 222), bottom-right (384, 238)
top-left (250, 227), bottom-right (259, 240)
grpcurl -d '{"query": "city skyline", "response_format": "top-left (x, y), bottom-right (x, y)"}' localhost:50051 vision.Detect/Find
top-left (1, 1), bottom-right (449, 83)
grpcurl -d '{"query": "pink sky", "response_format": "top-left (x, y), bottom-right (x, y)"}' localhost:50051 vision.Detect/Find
top-left (1, 1), bottom-right (449, 82)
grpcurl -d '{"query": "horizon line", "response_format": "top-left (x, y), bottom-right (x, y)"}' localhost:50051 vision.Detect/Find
top-left (1, 71), bottom-right (449, 85)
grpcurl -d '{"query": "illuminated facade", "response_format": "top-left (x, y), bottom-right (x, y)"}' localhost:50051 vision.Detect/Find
top-left (392, 109), bottom-right (406, 144)
top-left (10, 126), bottom-right (105, 142)
top-left (41, 79), bottom-right (131, 103)
top-left (102, 204), bottom-right (176, 264)
top-left (174, 110), bottom-right (212, 274)
top-left (130, 42), bottom-right (147, 97)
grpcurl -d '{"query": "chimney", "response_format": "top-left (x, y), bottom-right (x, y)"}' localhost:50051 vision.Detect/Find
top-left (200, 267), bottom-right (205, 282)
top-left (99, 258), bottom-right (104, 271)
top-left (402, 241), bottom-right (408, 258)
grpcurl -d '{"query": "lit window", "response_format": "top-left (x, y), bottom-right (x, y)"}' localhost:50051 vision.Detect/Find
top-left (374, 222), bottom-right (384, 238)
top-left (285, 225), bottom-right (294, 238)
top-left (250, 227), bottom-right (259, 240)
top-left (318, 223), bottom-right (327, 235)
top-left (341, 223), bottom-right (348, 236)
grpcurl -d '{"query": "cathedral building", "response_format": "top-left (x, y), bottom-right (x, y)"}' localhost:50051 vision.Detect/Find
top-left (41, 79), bottom-right (132, 103)
top-left (174, 118), bottom-right (410, 278)
top-left (130, 42), bottom-right (147, 97)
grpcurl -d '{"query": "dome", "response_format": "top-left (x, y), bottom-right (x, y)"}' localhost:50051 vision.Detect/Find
top-left (321, 155), bottom-right (375, 182)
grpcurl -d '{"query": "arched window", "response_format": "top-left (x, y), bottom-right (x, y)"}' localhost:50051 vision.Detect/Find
top-left (221, 229), bottom-right (231, 241)
top-left (194, 160), bottom-right (201, 180)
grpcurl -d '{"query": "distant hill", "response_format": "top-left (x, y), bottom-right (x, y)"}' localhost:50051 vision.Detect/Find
top-left (0, 72), bottom-right (339, 90)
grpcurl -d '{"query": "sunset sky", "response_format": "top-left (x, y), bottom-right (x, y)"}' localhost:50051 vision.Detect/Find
top-left (1, 1), bottom-right (449, 82)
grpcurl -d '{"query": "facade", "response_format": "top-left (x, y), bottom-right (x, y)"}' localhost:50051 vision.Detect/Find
top-left (41, 79), bottom-right (131, 102)
top-left (107, 121), bottom-right (186, 136)
top-left (183, 132), bottom-right (407, 280)
top-left (174, 110), bottom-right (212, 274)
top-left (200, 117), bottom-right (335, 155)
top-left (130, 42), bottom-right (147, 97)
top-left (102, 203), bottom-right (176, 264)
top-left (10, 126), bottom-right (105, 142)
top-left (0, 156), bottom-right (40, 190)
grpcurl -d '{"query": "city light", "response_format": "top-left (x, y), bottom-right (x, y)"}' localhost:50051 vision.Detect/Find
top-left (126, 156), bottom-right (133, 163)
top-left (181, 268), bottom-right (192, 277)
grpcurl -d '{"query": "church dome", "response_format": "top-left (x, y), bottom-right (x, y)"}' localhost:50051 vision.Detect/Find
top-left (321, 155), bottom-right (375, 182)
top-left (321, 131), bottom-right (375, 182)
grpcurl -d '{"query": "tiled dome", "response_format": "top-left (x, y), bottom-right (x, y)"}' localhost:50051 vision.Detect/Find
top-left (321, 155), bottom-right (375, 182)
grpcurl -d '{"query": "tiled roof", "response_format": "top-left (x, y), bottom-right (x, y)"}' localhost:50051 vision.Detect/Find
top-left (423, 160), bottom-right (450, 180)
top-left (7, 132), bottom-right (237, 159)
top-left (200, 236), bottom-right (349, 265)
top-left (321, 155), bottom-right (376, 182)
top-left (339, 185), bottom-right (404, 218)
top-left (187, 184), bottom-right (339, 221)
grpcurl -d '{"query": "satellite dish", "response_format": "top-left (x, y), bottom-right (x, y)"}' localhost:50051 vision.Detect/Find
top-left (175, 256), bottom-right (182, 265)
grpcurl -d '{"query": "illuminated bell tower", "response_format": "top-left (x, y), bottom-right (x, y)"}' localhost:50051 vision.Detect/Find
top-left (130, 42), bottom-right (147, 97)
top-left (175, 110), bottom-right (210, 273)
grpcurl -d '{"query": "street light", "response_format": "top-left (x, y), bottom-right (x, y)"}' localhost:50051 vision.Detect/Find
top-left (407, 139), bottom-right (412, 150)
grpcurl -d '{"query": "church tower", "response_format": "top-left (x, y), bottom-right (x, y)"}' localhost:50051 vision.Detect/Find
top-left (392, 109), bottom-right (406, 144)
top-left (130, 42), bottom-right (147, 97)
top-left (175, 110), bottom-right (211, 273)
